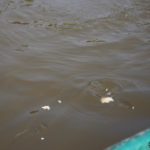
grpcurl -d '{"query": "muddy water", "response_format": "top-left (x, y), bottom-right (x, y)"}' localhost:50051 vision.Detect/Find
top-left (0, 0), bottom-right (150, 149)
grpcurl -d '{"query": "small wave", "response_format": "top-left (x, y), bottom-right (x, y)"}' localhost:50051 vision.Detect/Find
top-left (86, 77), bottom-right (137, 98)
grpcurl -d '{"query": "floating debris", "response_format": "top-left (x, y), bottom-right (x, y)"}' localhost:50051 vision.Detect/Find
top-left (57, 100), bottom-right (62, 104)
top-left (105, 88), bottom-right (108, 92)
top-left (86, 39), bottom-right (105, 43)
top-left (100, 97), bottom-right (114, 103)
top-left (30, 110), bottom-right (39, 114)
top-left (15, 129), bottom-right (28, 138)
top-left (48, 24), bottom-right (53, 27)
top-left (41, 105), bottom-right (50, 110)
top-left (132, 106), bottom-right (135, 110)
top-left (11, 21), bottom-right (29, 25)
top-left (41, 137), bottom-right (45, 141)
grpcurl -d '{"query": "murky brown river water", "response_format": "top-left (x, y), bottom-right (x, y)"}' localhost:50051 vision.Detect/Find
top-left (0, 0), bottom-right (150, 149)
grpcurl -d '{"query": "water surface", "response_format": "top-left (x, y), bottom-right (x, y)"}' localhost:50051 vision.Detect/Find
top-left (0, 0), bottom-right (150, 149)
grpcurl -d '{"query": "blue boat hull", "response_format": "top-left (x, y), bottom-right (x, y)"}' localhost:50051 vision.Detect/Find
top-left (105, 128), bottom-right (150, 150)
